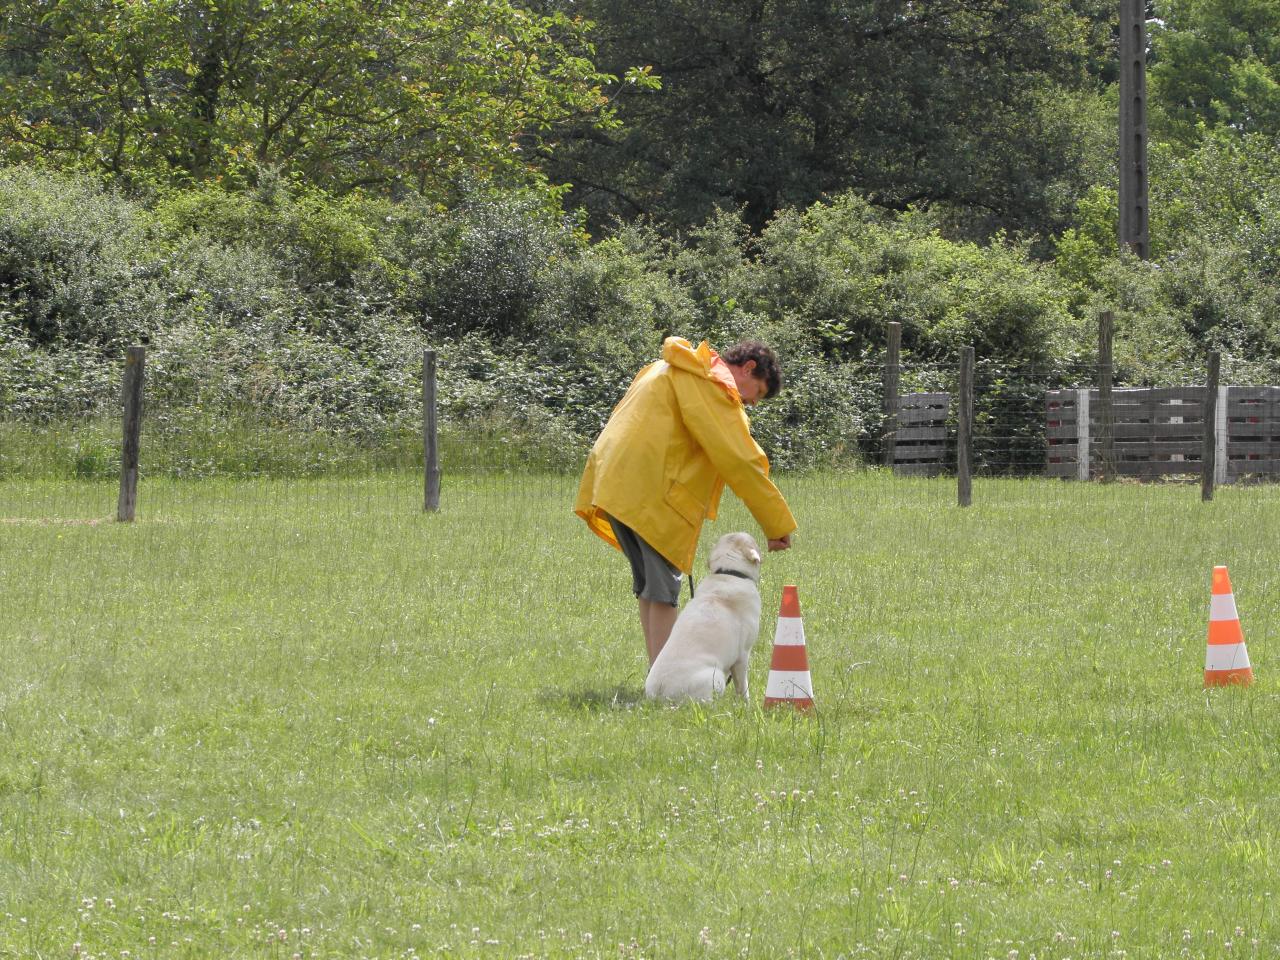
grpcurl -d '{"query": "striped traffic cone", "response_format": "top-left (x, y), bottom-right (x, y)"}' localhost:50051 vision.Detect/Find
top-left (1205, 565), bottom-right (1254, 687)
top-left (763, 585), bottom-right (815, 710)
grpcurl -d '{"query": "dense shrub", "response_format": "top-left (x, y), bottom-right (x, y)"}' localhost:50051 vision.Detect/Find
top-left (6, 161), bottom-right (1280, 477)
top-left (0, 316), bottom-right (115, 419)
top-left (396, 189), bottom-right (580, 341)
top-left (539, 224), bottom-right (698, 368)
top-left (747, 358), bottom-right (874, 470)
top-left (750, 195), bottom-right (1083, 364)
top-left (0, 168), bottom-right (168, 349)
top-left (152, 171), bottom-right (394, 298)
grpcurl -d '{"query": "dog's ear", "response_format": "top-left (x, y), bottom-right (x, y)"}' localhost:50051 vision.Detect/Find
top-left (748, 547), bottom-right (761, 565)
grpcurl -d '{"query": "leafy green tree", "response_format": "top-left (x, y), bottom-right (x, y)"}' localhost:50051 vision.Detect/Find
top-left (536, 0), bottom-right (1114, 236)
top-left (0, 0), bottom-right (634, 197)
top-left (1150, 0), bottom-right (1280, 146)
top-left (1051, 126), bottom-right (1280, 378)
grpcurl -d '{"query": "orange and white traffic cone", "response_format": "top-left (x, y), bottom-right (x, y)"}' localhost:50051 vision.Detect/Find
top-left (763, 585), bottom-right (815, 710)
top-left (1205, 565), bottom-right (1254, 687)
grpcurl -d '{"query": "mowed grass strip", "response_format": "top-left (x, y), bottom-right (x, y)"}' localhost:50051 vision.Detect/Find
top-left (1, 473), bottom-right (1278, 959)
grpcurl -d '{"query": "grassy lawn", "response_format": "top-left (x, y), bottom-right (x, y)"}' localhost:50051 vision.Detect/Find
top-left (1, 472), bottom-right (1278, 959)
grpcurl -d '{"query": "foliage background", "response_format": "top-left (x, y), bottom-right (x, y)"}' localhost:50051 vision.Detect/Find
top-left (2, 0), bottom-right (1280, 472)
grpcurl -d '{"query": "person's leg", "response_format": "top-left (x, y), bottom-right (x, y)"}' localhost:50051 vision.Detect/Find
top-left (637, 598), bottom-right (653, 663)
top-left (606, 513), bottom-right (682, 665)
top-left (639, 597), bottom-right (679, 666)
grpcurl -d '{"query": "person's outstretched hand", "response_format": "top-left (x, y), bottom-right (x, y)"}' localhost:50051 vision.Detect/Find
top-left (767, 534), bottom-right (792, 552)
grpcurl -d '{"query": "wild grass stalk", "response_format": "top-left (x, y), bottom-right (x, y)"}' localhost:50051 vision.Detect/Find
top-left (1, 472), bottom-right (1277, 958)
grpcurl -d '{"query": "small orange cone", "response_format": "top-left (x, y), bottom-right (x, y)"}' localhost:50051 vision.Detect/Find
top-left (1205, 565), bottom-right (1254, 687)
top-left (763, 585), bottom-right (815, 710)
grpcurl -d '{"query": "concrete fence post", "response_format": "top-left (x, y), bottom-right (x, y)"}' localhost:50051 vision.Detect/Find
top-left (1075, 388), bottom-right (1091, 481)
top-left (1216, 384), bottom-right (1229, 487)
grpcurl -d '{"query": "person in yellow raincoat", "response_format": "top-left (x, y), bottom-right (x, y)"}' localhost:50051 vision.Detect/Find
top-left (575, 337), bottom-right (798, 666)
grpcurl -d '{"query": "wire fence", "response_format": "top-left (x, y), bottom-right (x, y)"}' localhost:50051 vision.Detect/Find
top-left (878, 356), bottom-right (1107, 477)
top-left (883, 358), bottom-right (1280, 487)
top-left (4, 329), bottom-right (1280, 529)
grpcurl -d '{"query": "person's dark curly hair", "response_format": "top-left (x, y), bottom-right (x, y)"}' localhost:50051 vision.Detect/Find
top-left (721, 340), bottom-right (783, 399)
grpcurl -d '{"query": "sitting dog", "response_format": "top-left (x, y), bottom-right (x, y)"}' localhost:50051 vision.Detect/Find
top-left (645, 531), bottom-right (763, 702)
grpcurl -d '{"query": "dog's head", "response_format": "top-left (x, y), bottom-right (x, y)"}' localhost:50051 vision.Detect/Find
top-left (708, 531), bottom-right (762, 583)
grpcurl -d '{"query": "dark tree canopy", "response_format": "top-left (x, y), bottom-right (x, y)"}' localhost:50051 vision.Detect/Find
top-left (537, 0), bottom-right (1113, 236)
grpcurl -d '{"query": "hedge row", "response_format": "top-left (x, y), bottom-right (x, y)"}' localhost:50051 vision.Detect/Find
top-left (2, 149), bottom-right (1279, 476)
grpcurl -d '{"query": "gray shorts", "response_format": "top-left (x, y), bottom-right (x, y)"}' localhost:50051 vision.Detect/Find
top-left (605, 514), bottom-right (682, 607)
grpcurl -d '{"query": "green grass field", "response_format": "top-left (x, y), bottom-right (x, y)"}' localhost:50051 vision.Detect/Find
top-left (2, 472), bottom-right (1278, 959)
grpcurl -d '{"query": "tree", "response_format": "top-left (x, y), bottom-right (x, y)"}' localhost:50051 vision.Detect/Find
top-left (1150, 0), bottom-right (1280, 147)
top-left (0, 0), bottom-right (633, 198)
top-left (536, 0), bottom-right (1114, 237)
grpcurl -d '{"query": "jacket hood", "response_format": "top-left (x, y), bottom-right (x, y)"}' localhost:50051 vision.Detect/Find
top-left (661, 337), bottom-right (740, 400)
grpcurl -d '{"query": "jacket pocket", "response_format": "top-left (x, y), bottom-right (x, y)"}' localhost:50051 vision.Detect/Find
top-left (664, 479), bottom-right (706, 527)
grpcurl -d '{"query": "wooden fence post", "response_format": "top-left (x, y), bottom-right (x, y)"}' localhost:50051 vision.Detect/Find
top-left (882, 322), bottom-right (901, 470)
top-left (1097, 311), bottom-right (1115, 481)
top-left (1202, 352), bottom-right (1220, 501)
top-left (958, 346), bottom-right (974, 507)
top-left (116, 346), bottom-right (145, 522)
top-left (424, 349), bottom-right (440, 512)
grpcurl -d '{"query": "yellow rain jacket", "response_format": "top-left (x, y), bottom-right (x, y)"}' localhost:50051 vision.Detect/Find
top-left (574, 337), bottom-right (797, 574)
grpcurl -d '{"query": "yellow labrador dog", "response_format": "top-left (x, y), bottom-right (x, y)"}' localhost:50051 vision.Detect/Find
top-left (645, 532), bottom-right (762, 702)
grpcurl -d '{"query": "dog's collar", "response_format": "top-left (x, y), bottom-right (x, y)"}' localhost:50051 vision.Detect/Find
top-left (713, 568), bottom-right (754, 580)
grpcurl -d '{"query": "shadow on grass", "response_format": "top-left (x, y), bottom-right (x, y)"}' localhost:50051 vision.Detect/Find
top-left (539, 684), bottom-right (646, 712)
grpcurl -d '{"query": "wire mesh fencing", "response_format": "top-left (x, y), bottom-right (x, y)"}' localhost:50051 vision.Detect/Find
top-left (5, 339), bottom-right (1280, 533)
top-left (884, 356), bottom-right (1280, 490)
